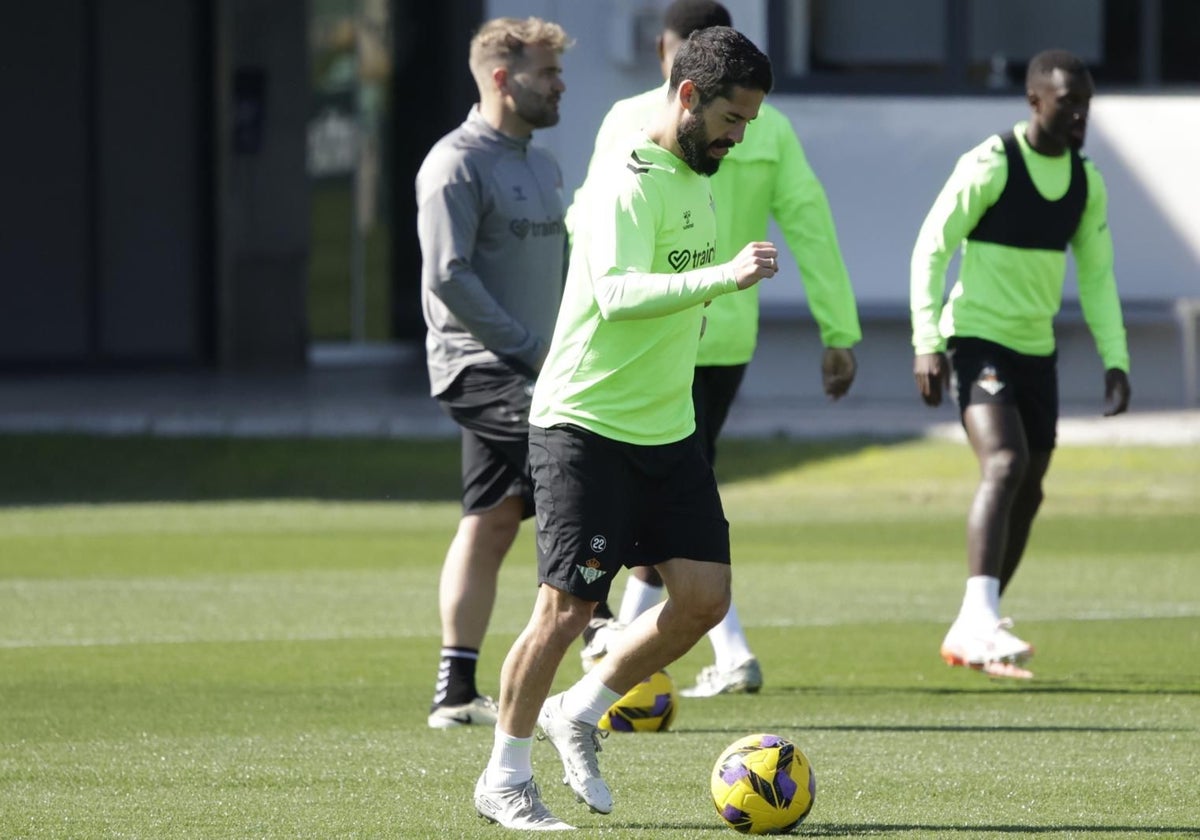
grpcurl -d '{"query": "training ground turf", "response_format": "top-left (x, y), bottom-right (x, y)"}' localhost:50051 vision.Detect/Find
top-left (1, 436), bottom-right (1197, 838)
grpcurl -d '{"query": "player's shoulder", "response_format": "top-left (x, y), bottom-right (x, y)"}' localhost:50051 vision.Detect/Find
top-left (964, 132), bottom-right (1008, 166)
top-left (1080, 153), bottom-right (1108, 198)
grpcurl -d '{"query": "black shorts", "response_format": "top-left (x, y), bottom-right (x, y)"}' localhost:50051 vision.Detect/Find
top-left (692, 364), bottom-right (747, 465)
top-left (529, 423), bottom-right (730, 602)
top-left (947, 336), bottom-right (1059, 451)
top-left (436, 362), bottom-right (535, 518)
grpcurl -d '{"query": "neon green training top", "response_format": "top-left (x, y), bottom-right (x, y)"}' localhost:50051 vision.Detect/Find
top-left (531, 133), bottom-right (740, 445)
top-left (911, 121), bottom-right (1129, 372)
top-left (568, 84), bottom-right (860, 366)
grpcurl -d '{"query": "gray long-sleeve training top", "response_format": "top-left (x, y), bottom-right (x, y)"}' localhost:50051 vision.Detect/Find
top-left (416, 107), bottom-right (567, 396)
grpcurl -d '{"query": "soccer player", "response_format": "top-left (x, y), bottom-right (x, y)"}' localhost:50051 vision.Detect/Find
top-left (473, 27), bottom-right (776, 830)
top-left (415, 16), bottom-right (571, 729)
top-left (571, 0), bottom-right (862, 698)
top-left (910, 48), bottom-right (1132, 679)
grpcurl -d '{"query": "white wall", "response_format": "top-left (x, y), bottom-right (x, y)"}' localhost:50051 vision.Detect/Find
top-left (486, 0), bottom-right (1200, 405)
top-left (490, 0), bottom-right (1199, 308)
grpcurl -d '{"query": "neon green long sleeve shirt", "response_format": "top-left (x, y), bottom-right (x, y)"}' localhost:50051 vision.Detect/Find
top-left (569, 84), bottom-right (860, 366)
top-left (531, 135), bottom-right (738, 445)
top-left (911, 122), bottom-right (1129, 372)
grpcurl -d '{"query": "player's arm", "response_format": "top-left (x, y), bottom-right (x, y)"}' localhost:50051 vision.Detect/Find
top-left (770, 124), bottom-right (861, 351)
top-left (417, 165), bottom-right (546, 372)
top-left (1071, 163), bottom-right (1131, 415)
top-left (589, 179), bottom-right (775, 320)
top-left (910, 141), bottom-right (1005, 404)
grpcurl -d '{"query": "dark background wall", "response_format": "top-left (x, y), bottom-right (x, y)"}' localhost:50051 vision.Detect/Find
top-left (0, 0), bottom-right (209, 367)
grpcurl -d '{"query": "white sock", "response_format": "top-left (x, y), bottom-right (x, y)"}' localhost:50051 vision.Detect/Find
top-left (958, 575), bottom-right (1001, 628)
top-left (707, 603), bottom-right (755, 672)
top-left (485, 728), bottom-right (533, 788)
top-left (617, 576), bottom-right (663, 625)
top-left (558, 671), bottom-right (622, 727)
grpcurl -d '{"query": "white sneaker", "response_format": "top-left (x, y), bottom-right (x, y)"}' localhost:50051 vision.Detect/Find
top-left (427, 695), bottom-right (498, 729)
top-left (579, 619), bottom-right (623, 673)
top-left (941, 618), bottom-right (1034, 674)
top-left (680, 657), bottom-right (763, 698)
top-left (474, 773), bottom-right (575, 831)
top-left (537, 693), bottom-right (613, 814)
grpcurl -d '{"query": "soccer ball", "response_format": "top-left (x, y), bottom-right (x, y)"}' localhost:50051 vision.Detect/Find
top-left (710, 733), bottom-right (816, 834)
top-left (597, 670), bottom-right (678, 732)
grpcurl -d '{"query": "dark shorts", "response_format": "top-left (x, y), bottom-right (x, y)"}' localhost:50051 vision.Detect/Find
top-left (529, 423), bottom-right (731, 602)
top-left (436, 362), bottom-right (535, 518)
top-left (947, 336), bottom-right (1059, 451)
top-left (692, 364), bottom-right (747, 466)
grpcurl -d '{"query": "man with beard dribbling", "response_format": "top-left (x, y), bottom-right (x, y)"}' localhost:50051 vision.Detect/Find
top-left (473, 26), bottom-right (777, 831)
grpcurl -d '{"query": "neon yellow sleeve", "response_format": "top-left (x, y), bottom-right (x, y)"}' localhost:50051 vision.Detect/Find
top-left (1072, 164), bottom-right (1129, 372)
top-left (769, 119), bottom-right (861, 348)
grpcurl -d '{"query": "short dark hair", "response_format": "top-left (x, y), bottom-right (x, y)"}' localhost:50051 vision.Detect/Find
top-left (663, 0), bottom-right (732, 38)
top-left (1026, 48), bottom-right (1089, 89)
top-left (669, 26), bottom-right (773, 105)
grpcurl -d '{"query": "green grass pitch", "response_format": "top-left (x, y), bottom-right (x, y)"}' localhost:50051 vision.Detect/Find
top-left (0, 436), bottom-right (1197, 838)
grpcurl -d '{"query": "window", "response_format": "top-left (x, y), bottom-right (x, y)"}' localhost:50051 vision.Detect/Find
top-left (767, 0), bottom-right (1200, 94)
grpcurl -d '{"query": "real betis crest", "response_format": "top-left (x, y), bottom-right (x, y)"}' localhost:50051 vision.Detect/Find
top-left (577, 558), bottom-right (606, 585)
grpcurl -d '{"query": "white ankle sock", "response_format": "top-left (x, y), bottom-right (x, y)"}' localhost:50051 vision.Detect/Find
top-left (485, 728), bottom-right (533, 788)
top-left (707, 604), bottom-right (755, 672)
top-left (617, 577), bottom-right (663, 625)
top-left (958, 575), bottom-right (1001, 627)
top-left (559, 671), bottom-right (622, 727)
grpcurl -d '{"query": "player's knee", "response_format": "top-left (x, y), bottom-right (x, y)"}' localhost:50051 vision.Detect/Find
top-left (981, 448), bottom-right (1028, 492)
top-left (691, 586), bottom-right (731, 633)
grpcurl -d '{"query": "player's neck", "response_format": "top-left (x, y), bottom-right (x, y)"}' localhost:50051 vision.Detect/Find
top-left (645, 112), bottom-right (684, 163)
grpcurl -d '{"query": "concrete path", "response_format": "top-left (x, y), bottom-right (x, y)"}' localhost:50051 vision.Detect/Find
top-left (1, 361), bottom-right (1197, 446)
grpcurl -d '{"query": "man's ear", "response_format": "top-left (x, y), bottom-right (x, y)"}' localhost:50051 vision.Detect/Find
top-left (678, 79), bottom-right (699, 112)
top-left (492, 65), bottom-right (509, 94)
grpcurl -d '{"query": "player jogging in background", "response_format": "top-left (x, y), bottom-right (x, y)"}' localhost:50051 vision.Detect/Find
top-left (911, 48), bottom-right (1131, 680)
top-left (570, 0), bottom-right (862, 699)
top-left (474, 27), bottom-right (776, 830)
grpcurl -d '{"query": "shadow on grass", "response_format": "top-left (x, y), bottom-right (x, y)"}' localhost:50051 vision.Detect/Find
top-left (0, 434), bottom-right (916, 506)
top-left (683, 723), bottom-right (1183, 735)
top-left (772, 683), bottom-right (1200, 699)
top-left (802, 825), bottom-right (1200, 836)
top-left (604, 820), bottom-right (1200, 836)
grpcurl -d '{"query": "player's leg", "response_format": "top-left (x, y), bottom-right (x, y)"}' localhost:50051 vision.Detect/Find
top-left (1000, 351), bottom-right (1059, 595)
top-left (477, 583), bottom-right (591, 830)
top-left (431, 491), bottom-right (522, 724)
top-left (999, 449), bottom-right (1051, 594)
top-left (430, 364), bottom-right (533, 728)
top-left (684, 363), bottom-right (760, 696)
top-left (594, 558), bottom-right (731, 685)
top-left (940, 340), bottom-right (1034, 674)
top-left (501, 423), bottom-right (632, 816)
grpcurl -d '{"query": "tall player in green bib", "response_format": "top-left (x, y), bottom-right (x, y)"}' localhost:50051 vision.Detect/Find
top-left (473, 27), bottom-right (776, 830)
top-left (911, 49), bottom-right (1132, 680)
top-left (570, 0), bottom-right (862, 699)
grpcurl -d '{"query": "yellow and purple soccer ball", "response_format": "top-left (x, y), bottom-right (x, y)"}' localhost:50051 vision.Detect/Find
top-left (710, 733), bottom-right (816, 834)
top-left (597, 670), bottom-right (678, 732)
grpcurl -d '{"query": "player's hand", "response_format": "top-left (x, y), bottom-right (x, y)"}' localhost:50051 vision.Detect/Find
top-left (913, 352), bottom-right (949, 407)
top-left (821, 347), bottom-right (856, 400)
top-left (1103, 368), bottom-right (1131, 416)
top-left (730, 241), bottom-right (779, 290)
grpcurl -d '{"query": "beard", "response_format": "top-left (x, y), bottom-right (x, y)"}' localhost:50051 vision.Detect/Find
top-left (511, 83), bottom-right (560, 129)
top-left (676, 109), bottom-right (722, 176)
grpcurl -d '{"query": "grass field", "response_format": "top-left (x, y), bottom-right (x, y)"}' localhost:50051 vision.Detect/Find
top-left (1, 436), bottom-right (1197, 838)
